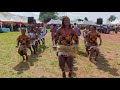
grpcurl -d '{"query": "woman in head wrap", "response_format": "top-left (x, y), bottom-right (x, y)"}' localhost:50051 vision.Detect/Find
top-left (16, 28), bottom-right (30, 61)
top-left (54, 16), bottom-right (79, 78)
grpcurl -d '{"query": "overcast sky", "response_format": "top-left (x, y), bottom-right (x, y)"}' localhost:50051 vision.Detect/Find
top-left (10, 12), bottom-right (120, 23)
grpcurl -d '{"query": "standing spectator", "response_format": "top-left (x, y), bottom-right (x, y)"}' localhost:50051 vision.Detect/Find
top-left (50, 24), bottom-right (58, 47)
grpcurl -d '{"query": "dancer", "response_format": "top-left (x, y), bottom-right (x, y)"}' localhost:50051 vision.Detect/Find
top-left (87, 25), bottom-right (102, 60)
top-left (40, 23), bottom-right (47, 46)
top-left (16, 28), bottom-right (30, 61)
top-left (83, 25), bottom-right (90, 55)
top-left (54, 16), bottom-right (79, 78)
top-left (27, 26), bottom-right (36, 54)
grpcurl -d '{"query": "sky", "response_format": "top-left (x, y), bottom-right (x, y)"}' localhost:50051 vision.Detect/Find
top-left (10, 12), bottom-right (120, 23)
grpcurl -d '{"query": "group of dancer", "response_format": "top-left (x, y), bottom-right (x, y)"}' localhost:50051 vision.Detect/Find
top-left (51, 16), bottom-right (102, 78)
top-left (16, 23), bottom-right (47, 61)
top-left (16, 16), bottom-right (102, 78)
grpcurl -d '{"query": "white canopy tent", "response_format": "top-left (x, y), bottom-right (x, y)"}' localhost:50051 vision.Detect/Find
top-left (0, 13), bottom-right (10, 21)
top-left (111, 19), bottom-right (120, 24)
top-left (105, 20), bottom-right (112, 25)
top-left (36, 19), bottom-right (42, 23)
top-left (105, 19), bottom-right (120, 25)
top-left (47, 19), bottom-right (62, 24)
top-left (71, 20), bottom-right (79, 24)
top-left (77, 21), bottom-right (83, 24)
top-left (19, 16), bottom-right (28, 23)
top-left (55, 19), bottom-right (62, 24)
top-left (82, 20), bottom-right (96, 25)
top-left (10, 15), bottom-right (23, 22)
top-left (0, 13), bottom-right (10, 28)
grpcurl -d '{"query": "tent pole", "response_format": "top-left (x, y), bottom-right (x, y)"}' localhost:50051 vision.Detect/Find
top-left (11, 23), bottom-right (13, 31)
top-left (20, 23), bottom-right (21, 28)
top-left (0, 22), bottom-right (2, 28)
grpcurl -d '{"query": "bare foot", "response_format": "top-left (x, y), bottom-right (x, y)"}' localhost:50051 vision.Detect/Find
top-left (62, 72), bottom-right (66, 78)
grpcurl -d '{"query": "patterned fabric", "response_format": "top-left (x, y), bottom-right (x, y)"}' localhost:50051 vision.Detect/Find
top-left (18, 45), bottom-right (27, 54)
top-left (54, 28), bottom-right (78, 46)
top-left (87, 31), bottom-right (101, 46)
top-left (27, 33), bottom-right (36, 46)
top-left (88, 46), bottom-right (99, 51)
top-left (17, 35), bottom-right (29, 54)
top-left (54, 28), bottom-right (79, 57)
top-left (17, 35), bottom-right (30, 46)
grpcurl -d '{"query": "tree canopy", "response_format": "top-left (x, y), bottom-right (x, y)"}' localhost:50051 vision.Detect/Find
top-left (108, 15), bottom-right (117, 22)
top-left (84, 17), bottom-right (88, 21)
top-left (39, 12), bottom-right (59, 23)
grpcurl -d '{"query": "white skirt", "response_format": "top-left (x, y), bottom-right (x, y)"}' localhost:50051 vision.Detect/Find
top-left (40, 33), bottom-right (45, 39)
top-left (30, 40), bottom-right (36, 46)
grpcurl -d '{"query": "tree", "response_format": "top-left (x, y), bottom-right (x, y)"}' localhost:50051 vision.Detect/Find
top-left (39, 12), bottom-right (59, 23)
top-left (84, 17), bottom-right (88, 21)
top-left (78, 19), bottom-right (83, 21)
top-left (108, 15), bottom-right (117, 22)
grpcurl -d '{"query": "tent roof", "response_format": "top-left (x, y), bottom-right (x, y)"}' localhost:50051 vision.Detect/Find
top-left (111, 19), bottom-right (120, 24)
top-left (105, 19), bottom-right (120, 25)
top-left (82, 20), bottom-right (96, 25)
top-left (70, 20), bottom-right (79, 24)
top-left (36, 19), bottom-right (42, 23)
top-left (47, 19), bottom-right (62, 24)
top-left (0, 13), bottom-right (9, 21)
top-left (0, 12), bottom-right (28, 23)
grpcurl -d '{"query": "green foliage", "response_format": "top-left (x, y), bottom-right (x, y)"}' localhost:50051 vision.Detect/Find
top-left (108, 15), bottom-right (117, 22)
top-left (39, 12), bottom-right (59, 23)
top-left (84, 17), bottom-right (88, 21)
top-left (78, 19), bottom-right (83, 21)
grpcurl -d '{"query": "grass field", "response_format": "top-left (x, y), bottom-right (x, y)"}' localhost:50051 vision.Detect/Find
top-left (0, 30), bottom-right (120, 78)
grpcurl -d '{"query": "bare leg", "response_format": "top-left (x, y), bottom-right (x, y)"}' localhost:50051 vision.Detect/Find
top-left (66, 56), bottom-right (73, 78)
top-left (35, 41), bottom-right (38, 51)
top-left (32, 45), bottom-right (36, 54)
top-left (24, 53), bottom-right (28, 61)
top-left (38, 40), bottom-right (40, 45)
top-left (41, 39), bottom-right (44, 45)
top-left (59, 55), bottom-right (66, 78)
top-left (22, 55), bottom-right (25, 61)
top-left (43, 38), bottom-right (45, 46)
top-left (86, 46), bottom-right (89, 56)
top-left (28, 46), bottom-right (33, 55)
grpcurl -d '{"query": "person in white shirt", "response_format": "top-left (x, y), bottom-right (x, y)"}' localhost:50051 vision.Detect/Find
top-left (27, 26), bottom-right (36, 54)
top-left (40, 23), bottom-right (47, 46)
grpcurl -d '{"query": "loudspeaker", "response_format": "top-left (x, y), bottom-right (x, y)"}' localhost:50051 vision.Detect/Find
top-left (97, 18), bottom-right (103, 25)
top-left (28, 17), bottom-right (34, 24)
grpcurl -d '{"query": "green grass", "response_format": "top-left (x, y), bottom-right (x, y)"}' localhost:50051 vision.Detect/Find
top-left (0, 31), bottom-right (120, 78)
top-left (46, 29), bottom-right (50, 33)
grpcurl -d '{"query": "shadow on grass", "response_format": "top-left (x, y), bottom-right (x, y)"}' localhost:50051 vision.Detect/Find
top-left (13, 61), bottom-right (30, 74)
top-left (40, 45), bottom-right (49, 53)
top-left (63, 59), bottom-right (78, 78)
top-left (77, 50), bottom-right (88, 57)
top-left (91, 53), bottom-right (119, 76)
top-left (13, 44), bottom-right (48, 75)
